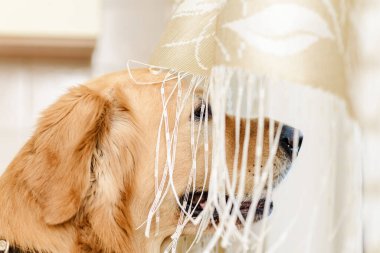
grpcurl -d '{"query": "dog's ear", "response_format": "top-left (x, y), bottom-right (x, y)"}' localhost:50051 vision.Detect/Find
top-left (25, 86), bottom-right (111, 225)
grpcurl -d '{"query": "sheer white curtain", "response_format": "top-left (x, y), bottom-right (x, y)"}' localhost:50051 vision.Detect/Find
top-left (149, 0), bottom-right (363, 252)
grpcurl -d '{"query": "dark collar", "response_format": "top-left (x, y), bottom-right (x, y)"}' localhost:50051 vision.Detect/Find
top-left (0, 240), bottom-right (34, 253)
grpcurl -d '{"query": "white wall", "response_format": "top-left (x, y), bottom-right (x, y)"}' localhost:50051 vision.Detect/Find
top-left (353, 2), bottom-right (380, 252)
top-left (0, 0), bottom-right (100, 38)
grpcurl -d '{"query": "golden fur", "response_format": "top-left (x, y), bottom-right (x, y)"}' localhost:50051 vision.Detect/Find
top-left (0, 69), bottom-right (293, 253)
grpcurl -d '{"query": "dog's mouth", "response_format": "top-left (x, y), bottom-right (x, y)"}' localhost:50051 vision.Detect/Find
top-left (179, 192), bottom-right (273, 223)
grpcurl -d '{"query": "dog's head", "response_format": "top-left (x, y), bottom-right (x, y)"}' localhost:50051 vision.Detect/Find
top-left (18, 69), bottom-right (302, 250)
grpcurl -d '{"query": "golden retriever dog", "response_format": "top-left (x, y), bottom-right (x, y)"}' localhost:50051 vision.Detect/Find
top-left (0, 69), bottom-right (302, 253)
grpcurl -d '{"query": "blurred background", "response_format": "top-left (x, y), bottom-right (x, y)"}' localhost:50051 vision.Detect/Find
top-left (0, 0), bottom-right (172, 171)
top-left (0, 0), bottom-right (378, 252)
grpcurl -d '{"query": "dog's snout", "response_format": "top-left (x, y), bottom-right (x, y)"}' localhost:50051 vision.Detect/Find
top-left (279, 125), bottom-right (303, 157)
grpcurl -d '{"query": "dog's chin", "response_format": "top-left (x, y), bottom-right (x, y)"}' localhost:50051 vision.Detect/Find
top-left (179, 192), bottom-right (274, 225)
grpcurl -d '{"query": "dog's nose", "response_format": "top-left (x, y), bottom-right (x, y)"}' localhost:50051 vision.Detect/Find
top-left (279, 125), bottom-right (303, 157)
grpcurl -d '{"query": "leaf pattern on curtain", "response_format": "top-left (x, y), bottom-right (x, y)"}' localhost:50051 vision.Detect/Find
top-left (224, 4), bottom-right (335, 56)
top-left (172, 0), bottom-right (225, 19)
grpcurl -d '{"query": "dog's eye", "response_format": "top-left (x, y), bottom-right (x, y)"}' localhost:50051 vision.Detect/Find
top-left (192, 103), bottom-right (212, 121)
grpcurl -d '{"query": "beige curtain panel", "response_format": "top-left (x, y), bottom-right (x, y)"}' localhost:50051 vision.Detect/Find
top-left (139, 0), bottom-right (363, 252)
